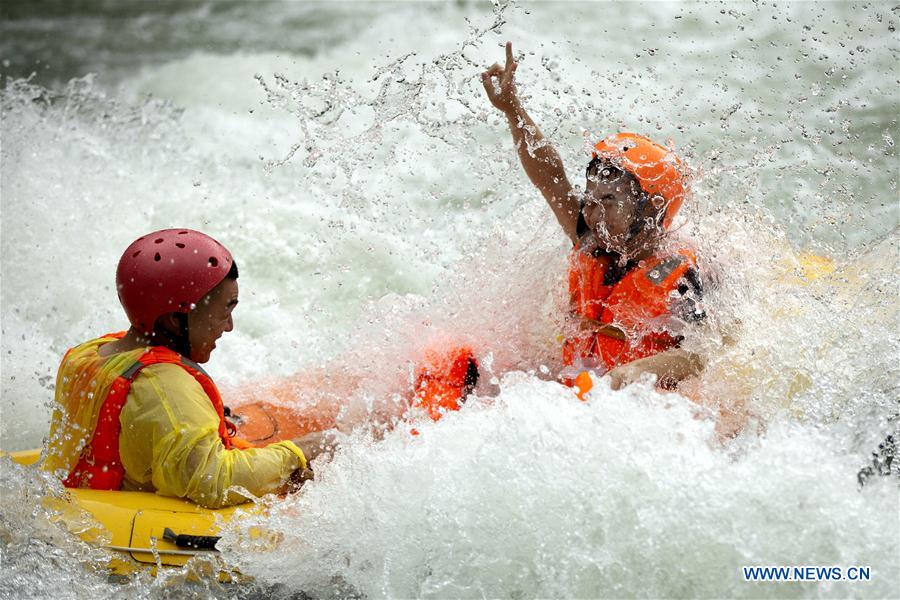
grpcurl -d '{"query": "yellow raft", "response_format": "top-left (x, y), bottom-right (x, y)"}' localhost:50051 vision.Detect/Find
top-left (2, 400), bottom-right (301, 578)
top-left (6, 448), bottom-right (255, 578)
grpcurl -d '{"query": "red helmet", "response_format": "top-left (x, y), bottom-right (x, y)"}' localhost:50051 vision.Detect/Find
top-left (593, 133), bottom-right (689, 230)
top-left (116, 229), bottom-right (234, 334)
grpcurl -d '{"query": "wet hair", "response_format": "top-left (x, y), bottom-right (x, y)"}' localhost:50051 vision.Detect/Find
top-left (152, 260), bottom-right (239, 357)
top-left (586, 157), bottom-right (628, 183)
top-left (226, 260), bottom-right (239, 280)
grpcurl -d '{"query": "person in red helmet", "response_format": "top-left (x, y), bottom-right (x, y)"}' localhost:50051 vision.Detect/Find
top-left (482, 43), bottom-right (706, 391)
top-left (43, 229), bottom-right (333, 508)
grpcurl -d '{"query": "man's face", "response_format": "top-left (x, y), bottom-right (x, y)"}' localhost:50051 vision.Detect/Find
top-left (583, 161), bottom-right (662, 254)
top-left (187, 277), bottom-right (238, 363)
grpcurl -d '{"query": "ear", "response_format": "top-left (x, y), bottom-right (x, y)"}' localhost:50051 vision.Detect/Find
top-left (155, 312), bottom-right (182, 334)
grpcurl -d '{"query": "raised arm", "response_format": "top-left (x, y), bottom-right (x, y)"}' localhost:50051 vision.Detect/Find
top-left (482, 42), bottom-right (580, 243)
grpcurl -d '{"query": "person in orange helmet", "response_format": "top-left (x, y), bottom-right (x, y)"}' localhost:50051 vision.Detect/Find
top-left (482, 42), bottom-right (706, 392)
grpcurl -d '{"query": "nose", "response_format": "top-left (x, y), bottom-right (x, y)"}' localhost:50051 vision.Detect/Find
top-left (224, 313), bottom-right (234, 333)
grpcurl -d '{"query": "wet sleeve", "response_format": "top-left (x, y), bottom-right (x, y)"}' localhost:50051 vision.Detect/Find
top-left (119, 363), bottom-right (306, 508)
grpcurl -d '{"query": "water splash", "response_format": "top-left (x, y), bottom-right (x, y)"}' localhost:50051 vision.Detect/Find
top-left (2, 1), bottom-right (898, 597)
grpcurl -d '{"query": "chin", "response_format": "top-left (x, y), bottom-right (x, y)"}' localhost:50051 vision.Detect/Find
top-left (597, 235), bottom-right (627, 253)
top-left (191, 350), bottom-right (213, 364)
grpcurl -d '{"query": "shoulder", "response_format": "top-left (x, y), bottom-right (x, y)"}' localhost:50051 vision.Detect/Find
top-left (651, 244), bottom-right (707, 320)
top-left (670, 246), bottom-right (699, 268)
top-left (667, 244), bottom-right (709, 293)
top-left (140, 362), bottom-right (200, 382)
top-left (128, 363), bottom-right (207, 405)
top-left (658, 248), bottom-right (703, 296)
top-left (677, 246), bottom-right (697, 260)
top-left (124, 363), bottom-right (218, 427)
top-left (670, 253), bottom-right (706, 321)
top-left (651, 243), bottom-right (702, 284)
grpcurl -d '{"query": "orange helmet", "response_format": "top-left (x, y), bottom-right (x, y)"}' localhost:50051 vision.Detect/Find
top-left (592, 133), bottom-right (688, 230)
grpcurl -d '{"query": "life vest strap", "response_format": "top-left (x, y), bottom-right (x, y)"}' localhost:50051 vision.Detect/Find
top-left (64, 344), bottom-right (236, 490)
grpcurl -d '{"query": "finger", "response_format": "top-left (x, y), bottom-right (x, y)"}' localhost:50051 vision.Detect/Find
top-left (483, 65), bottom-right (502, 91)
top-left (503, 61), bottom-right (518, 87)
top-left (481, 72), bottom-right (496, 95)
top-left (505, 41), bottom-right (514, 71)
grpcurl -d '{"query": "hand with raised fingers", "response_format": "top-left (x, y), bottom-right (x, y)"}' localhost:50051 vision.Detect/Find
top-left (481, 41), bottom-right (519, 114)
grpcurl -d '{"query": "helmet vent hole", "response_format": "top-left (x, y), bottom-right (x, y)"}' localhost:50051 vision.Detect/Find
top-left (154, 253), bottom-right (161, 262)
top-left (175, 243), bottom-right (185, 249)
top-left (178, 231), bottom-right (189, 235)
top-left (208, 257), bottom-right (218, 267)
top-left (132, 250), bottom-right (141, 258)
top-left (154, 238), bottom-right (164, 244)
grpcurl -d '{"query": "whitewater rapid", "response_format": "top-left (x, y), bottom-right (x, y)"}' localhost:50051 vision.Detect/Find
top-left (2, 2), bottom-right (897, 598)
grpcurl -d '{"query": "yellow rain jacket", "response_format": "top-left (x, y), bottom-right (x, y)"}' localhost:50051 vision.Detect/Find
top-left (44, 335), bottom-right (306, 508)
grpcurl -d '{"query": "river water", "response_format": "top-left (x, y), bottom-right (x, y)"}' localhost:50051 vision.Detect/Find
top-left (1, 1), bottom-right (898, 598)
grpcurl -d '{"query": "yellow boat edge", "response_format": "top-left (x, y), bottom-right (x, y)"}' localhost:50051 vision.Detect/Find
top-left (2, 448), bottom-right (261, 579)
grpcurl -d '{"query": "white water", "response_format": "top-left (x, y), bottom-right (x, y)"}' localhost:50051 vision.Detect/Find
top-left (1, 2), bottom-right (898, 598)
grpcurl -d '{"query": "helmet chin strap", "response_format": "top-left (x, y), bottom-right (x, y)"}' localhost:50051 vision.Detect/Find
top-left (174, 313), bottom-right (192, 358)
top-left (151, 313), bottom-right (192, 358)
top-left (623, 191), bottom-right (667, 246)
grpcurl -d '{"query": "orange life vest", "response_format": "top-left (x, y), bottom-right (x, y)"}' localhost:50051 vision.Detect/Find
top-left (413, 346), bottom-right (479, 421)
top-left (564, 245), bottom-right (698, 372)
top-left (63, 333), bottom-right (251, 490)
